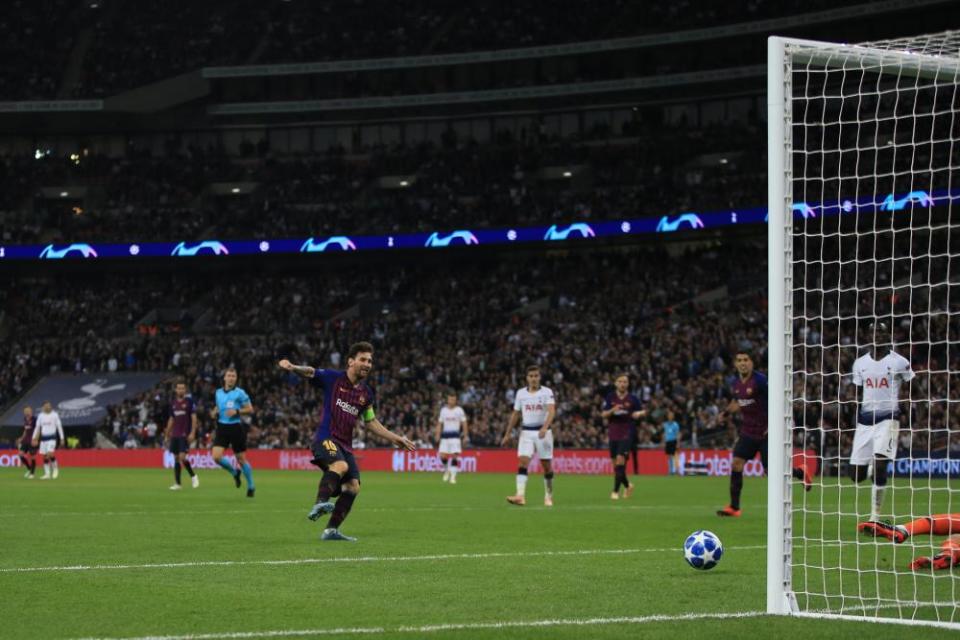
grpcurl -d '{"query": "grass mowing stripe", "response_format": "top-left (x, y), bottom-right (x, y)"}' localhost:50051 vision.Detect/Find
top-left (71, 611), bottom-right (768, 640)
top-left (0, 503), bottom-right (737, 518)
top-left (0, 546), bottom-right (767, 573)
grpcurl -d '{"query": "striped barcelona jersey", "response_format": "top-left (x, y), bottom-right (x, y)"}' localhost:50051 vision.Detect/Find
top-left (21, 414), bottom-right (36, 445)
top-left (603, 392), bottom-right (641, 441)
top-left (311, 369), bottom-right (376, 452)
top-left (732, 372), bottom-right (767, 439)
top-left (169, 396), bottom-right (194, 438)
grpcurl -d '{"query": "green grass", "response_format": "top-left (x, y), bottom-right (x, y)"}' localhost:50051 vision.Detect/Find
top-left (1, 466), bottom-right (958, 639)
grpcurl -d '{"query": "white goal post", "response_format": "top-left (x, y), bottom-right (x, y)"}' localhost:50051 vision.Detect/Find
top-left (768, 31), bottom-right (960, 628)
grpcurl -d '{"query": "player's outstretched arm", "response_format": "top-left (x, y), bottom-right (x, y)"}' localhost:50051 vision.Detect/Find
top-left (278, 359), bottom-right (316, 379)
top-left (366, 418), bottom-right (416, 451)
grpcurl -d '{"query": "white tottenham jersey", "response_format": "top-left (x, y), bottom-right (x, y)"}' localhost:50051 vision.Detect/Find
top-left (513, 386), bottom-right (555, 428)
top-left (439, 406), bottom-right (466, 437)
top-left (35, 411), bottom-right (64, 440)
top-left (852, 351), bottom-right (915, 415)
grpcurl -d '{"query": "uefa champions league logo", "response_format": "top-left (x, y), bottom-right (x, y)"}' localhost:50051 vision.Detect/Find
top-left (171, 241), bottom-right (230, 256)
top-left (880, 190), bottom-right (933, 211)
top-left (39, 243), bottom-right (98, 259)
top-left (299, 236), bottom-right (358, 252)
top-left (655, 214), bottom-right (705, 233)
top-left (424, 231), bottom-right (479, 247)
top-left (543, 223), bottom-right (596, 241)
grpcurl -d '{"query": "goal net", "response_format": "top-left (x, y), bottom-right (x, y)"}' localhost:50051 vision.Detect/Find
top-left (768, 31), bottom-right (960, 629)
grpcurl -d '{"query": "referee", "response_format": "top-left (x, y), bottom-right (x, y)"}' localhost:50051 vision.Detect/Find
top-left (210, 367), bottom-right (256, 497)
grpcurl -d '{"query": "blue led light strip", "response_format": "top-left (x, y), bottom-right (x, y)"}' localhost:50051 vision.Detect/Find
top-left (1, 189), bottom-right (955, 261)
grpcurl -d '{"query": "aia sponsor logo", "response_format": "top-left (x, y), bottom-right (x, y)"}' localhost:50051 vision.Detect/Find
top-left (864, 377), bottom-right (890, 389)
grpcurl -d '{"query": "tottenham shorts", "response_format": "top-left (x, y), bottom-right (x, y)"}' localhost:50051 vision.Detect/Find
top-left (850, 419), bottom-right (899, 465)
top-left (518, 428), bottom-right (553, 460)
top-left (438, 437), bottom-right (462, 455)
top-left (38, 439), bottom-right (58, 455)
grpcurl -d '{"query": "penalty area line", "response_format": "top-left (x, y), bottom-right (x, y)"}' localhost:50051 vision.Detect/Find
top-left (1, 546), bottom-right (771, 574)
top-left (71, 611), bottom-right (767, 640)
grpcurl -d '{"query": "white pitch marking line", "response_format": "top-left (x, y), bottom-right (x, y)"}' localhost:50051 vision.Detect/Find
top-left (0, 504), bottom-right (734, 518)
top-left (0, 546), bottom-right (770, 574)
top-left (70, 611), bottom-right (767, 640)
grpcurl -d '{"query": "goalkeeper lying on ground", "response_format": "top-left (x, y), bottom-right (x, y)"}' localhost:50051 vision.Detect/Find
top-left (858, 514), bottom-right (960, 570)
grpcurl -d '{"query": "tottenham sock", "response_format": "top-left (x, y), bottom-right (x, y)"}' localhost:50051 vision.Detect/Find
top-left (516, 467), bottom-right (528, 497)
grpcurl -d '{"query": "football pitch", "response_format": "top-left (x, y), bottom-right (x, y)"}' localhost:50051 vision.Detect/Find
top-left (1, 467), bottom-right (956, 639)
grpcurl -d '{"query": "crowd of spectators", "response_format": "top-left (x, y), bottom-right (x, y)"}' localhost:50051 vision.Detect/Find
top-left (0, 120), bottom-right (765, 244)
top-left (1, 0), bottom-right (843, 100)
top-left (6, 218), bottom-right (957, 463)
top-left (2, 244), bottom-right (769, 452)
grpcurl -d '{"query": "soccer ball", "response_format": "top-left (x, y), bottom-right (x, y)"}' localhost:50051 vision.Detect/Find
top-left (683, 530), bottom-right (723, 570)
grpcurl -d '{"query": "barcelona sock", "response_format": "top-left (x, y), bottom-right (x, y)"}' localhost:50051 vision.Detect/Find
top-left (29, 457), bottom-right (37, 473)
top-left (328, 491), bottom-right (357, 529)
top-left (792, 467), bottom-right (804, 480)
top-left (183, 459), bottom-right (195, 477)
top-left (241, 461), bottom-right (255, 490)
top-left (730, 471), bottom-right (744, 510)
top-left (316, 471), bottom-right (341, 503)
top-left (19, 454), bottom-right (29, 469)
top-left (613, 468), bottom-right (622, 492)
top-left (218, 458), bottom-right (235, 475)
top-left (174, 461), bottom-right (182, 485)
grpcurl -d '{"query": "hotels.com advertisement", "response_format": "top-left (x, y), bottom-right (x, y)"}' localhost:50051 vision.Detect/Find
top-left (0, 448), bottom-right (818, 476)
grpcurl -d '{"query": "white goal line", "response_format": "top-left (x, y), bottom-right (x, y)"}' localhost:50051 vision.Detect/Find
top-left (0, 545), bottom-right (771, 574)
top-left (71, 611), bottom-right (768, 640)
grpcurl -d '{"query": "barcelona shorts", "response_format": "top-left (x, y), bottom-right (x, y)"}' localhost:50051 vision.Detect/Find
top-left (733, 435), bottom-right (767, 470)
top-left (311, 438), bottom-right (360, 482)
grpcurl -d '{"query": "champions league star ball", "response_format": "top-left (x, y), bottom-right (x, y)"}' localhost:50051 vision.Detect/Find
top-left (683, 530), bottom-right (723, 570)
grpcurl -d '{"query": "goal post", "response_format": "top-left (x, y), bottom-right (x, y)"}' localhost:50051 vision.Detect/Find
top-left (768, 31), bottom-right (960, 628)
